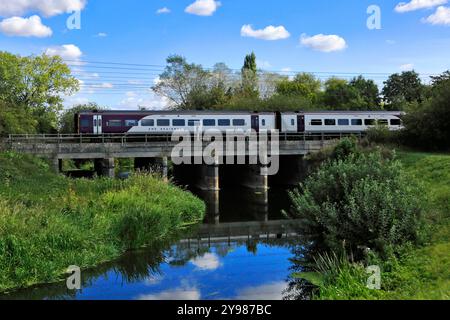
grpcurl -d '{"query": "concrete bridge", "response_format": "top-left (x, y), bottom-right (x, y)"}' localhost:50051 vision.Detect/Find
top-left (2, 133), bottom-right (353, 190)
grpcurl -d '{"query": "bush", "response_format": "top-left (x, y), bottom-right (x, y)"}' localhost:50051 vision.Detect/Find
top-left (0, 153), bottom-right (205, 291)
top-left (365, 125), bottom-right (397, 145)
top-left (287, 151), bottom-right (424, 256)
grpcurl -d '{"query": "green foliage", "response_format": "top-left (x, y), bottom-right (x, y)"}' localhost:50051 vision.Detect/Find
top-left (275, 73), bottom-right (321, 100)
top-left (240, 52), bottom-right (259, 98)
top-left (320, 76), bottom-right (381, 110)
top-left (307, 152), bottom-right (450, 300)
top-left (288, 150), bottom-right (424, 256)
top-left (0, 152), bottom-right (205, 292)
top-left (349, 76), bottom-right (380, 108)
top-left (0, 51), bottom-right (79, 134)
top-left (365, 124), bottom-right (397, 145)
top-left (382, 71), bottom-right (426, 110)
top-left (401, 75), bottom-right (450, 151)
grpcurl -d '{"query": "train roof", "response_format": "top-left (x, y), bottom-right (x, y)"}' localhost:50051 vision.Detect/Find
top-left (77, 110), bottom-right (404, 115)
top-left (281, 111), bottom-right (404, 115)
top-left (77, 110), bottom-right (275, 115)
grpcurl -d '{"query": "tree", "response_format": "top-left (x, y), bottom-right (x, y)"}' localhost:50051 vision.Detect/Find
top-left (276, 73), bottom-right (321, 100)
top-left (59, 102), bottom-right (104, 134)
top-left (382, 71), bottom-right (425, 110)
top-left (349, 76), bottom-right (380, 109)
top-left (152, 55), bottom-right (211, 110)
top-left (240, 52), bottom-right (259, 98)
top-left (0, 100), bottom-right (37, 135)
top-left (402, 72), bottom-right (450, 150)
top-left (0, 51), bottom-right (79, 133)
top-left (322, 77), bottom-right (361, 110)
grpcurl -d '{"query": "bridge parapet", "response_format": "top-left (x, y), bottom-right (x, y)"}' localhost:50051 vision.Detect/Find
top-left (3, 133), bottom-right (354, 159)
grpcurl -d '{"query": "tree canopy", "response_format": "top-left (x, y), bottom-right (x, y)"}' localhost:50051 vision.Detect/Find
top-left (0, 51), bottom-right (79, 134)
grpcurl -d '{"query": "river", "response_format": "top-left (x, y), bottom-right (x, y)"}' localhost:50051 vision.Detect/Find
top-left (1, 186), bottom-right (312, 300)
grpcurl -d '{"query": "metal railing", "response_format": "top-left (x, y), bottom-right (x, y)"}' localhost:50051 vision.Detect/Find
top-left (5, 132), bottom-right (365, 145)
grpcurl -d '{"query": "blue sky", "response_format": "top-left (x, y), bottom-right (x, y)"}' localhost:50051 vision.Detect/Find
top-left (0, 0), bottom-right (449, 109)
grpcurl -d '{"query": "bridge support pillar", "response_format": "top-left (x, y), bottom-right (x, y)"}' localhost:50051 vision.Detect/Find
top-left (52, 156), bottom-right (62, 174)
top-left (94, 158), bottom-right (115, 178)
top-left (196, 163), bottom-right (220, 191)
top-left (240, 164), bottom-right (268, 191)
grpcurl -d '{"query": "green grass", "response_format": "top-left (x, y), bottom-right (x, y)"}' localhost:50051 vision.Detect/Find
top-left (300, 151), bottom-right (450, 300)
top-left (0, 152), bottom-right (205, 292)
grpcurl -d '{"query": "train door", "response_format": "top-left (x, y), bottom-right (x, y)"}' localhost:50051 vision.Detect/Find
top-left (93, 115), bottom-right (102, 134)
top-left (297, 114), bottom-right (305, 133)
top-left (251, 115), bottom-right (259, 132)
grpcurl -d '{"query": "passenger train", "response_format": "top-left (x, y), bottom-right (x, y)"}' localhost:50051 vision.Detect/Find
top-left (75, 110), bottom-right (404, 135)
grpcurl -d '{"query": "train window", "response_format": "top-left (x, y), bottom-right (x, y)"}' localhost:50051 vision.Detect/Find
top-left (157, 119), bottom-right (170, 126)
top-left (365, 119), bottom-right (375, 126)
top-left (390, 119), bottom-right (401, 126)
top-left (311, 119), bottom-right (322, 126)
top-left (291, 119), bottom-right (295, 126)
top-left (172, 119), bottom-right (186, 126)
top-left (262, 119), bottom-right (266, 126)
top-left (203, 119), bottom-right (216, 126)
top-left (125, 120), bottom-right (138, 126)
top-left (141, 119), bottom-right (154, 126)
top-left (338, 119), bottom-right (349, 126)
top-left (218, 119), bottom-right (231, 126)
top-left (106, 120), bottom-right (122, 127)
top-left (188, 120), bottom-right (200, 126)
top-left (325, 119), bottom-right (336, 126)
top-left (378, 119), bottom-right (388, 125)
top-left (80, 119), bottom-right (89, 127)
top-left (233, 119), bottom-right (246, 126)
top-left (351, 119), bottom-right (363, 126)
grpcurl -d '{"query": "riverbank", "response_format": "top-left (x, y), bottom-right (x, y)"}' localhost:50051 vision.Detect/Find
top-left (0, 152), bottom-right (205, 293)
top-left (306, 151), bottom-right (449, 300)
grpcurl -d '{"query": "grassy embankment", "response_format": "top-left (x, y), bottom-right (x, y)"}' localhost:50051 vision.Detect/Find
top-left (308, 151), bottom-right (449, 300)
top-left (0, 152), bottom-right (205, 293)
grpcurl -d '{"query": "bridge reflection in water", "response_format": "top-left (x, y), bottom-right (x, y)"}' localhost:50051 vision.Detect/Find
top-left (185, 187), bottom-right (302, 248)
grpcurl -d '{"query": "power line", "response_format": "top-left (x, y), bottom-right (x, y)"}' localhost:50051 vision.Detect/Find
top-left (65, 59), bottom-right (438, 77)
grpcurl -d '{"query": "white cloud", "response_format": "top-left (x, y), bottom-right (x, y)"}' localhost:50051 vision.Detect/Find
top-left (395, 0), bottom-right (447, 13)
top-left (400, 63), bottom-right (415, 70)
top-left (45, 44), bottom-right (83, 61)
top-left (234, 282), bottom-right (288, 300)
top-left (156, 7), bottom-right (171, 14)
top-left (240, 24), bottom-right (290, 41)
top-left (96, 32), bottom-right (107, 37)
top-left (137, 287), bottom-right (201, 300)
top-left (190, 253), bottom-right (222, 271)
top-left (185, 0), bottom-right (221, 16)
top-left (0, 0), bottom-right (87, 18)
top-left (119, 91), bottom-right (169, 110)
top-left (0, 15), bottom-right (52, 37)
top-left (300, 33), bottom-right (347, 52)
top-left (422, 5), bottom-right (450, 24)
top-left (386, 39), bottom-right (396, 45)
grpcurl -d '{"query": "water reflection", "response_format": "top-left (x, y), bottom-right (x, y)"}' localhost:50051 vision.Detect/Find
top-left (0, 186), bottom-right (314, 300)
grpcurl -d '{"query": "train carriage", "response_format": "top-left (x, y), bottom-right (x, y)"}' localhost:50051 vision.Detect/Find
top-left (76, 111), bottom-right (276, 135)
top-left (75, 110), bottom-right (403, 135)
